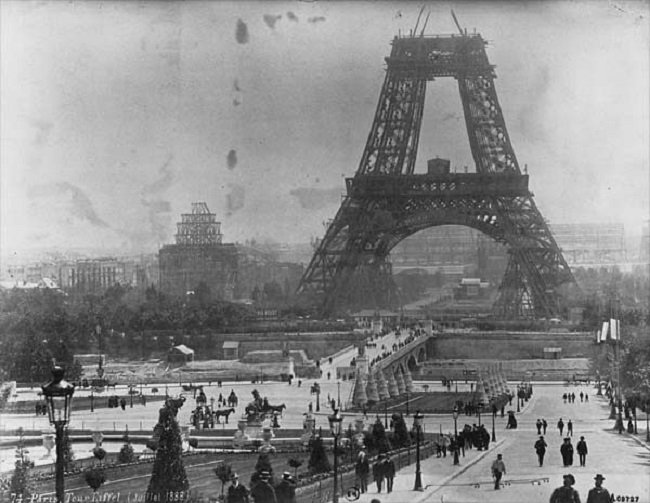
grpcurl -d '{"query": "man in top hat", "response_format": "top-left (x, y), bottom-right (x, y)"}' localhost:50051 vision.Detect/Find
top-left (550, 474), bottom-right (581, 503)
top-left (576, 436), bottom-right (588, 467)
top-left (383, 454), bottom-right (396, 493)
top-left (275, 472), bottom-right (296, 503)
top-left (586, 474), bottom-right (610, 503)
top-left (250, 471), bottom-right (277, 503)
top-left (227, 473), bottom-right (250, 503)
top-left (534, 436), bottom-right (548, 467)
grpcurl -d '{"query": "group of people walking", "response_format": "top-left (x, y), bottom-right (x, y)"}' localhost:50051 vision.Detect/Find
top-left (226, 471), bottom-right (297, 503)
top-left (563, 390), bottom-right (588, 404)
top-left (550, 473), bottom-right (611, 503)
top-left (354, 451), bottom-right (396, 494)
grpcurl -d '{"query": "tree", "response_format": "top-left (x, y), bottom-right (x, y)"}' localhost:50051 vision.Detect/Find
top-left (10, 428), bottom-right (34, 501)
top-left (118, 434), bottom-right (136, 464)
top-left (390, 413), bottom-right (410, 448)
top-left (146, 401), bottom-right (190, 502)
top-left (214, 463), bottom-right (233, 500)
top-left (250, 452), bottom-right (275, 488)
top-left (287, 458), bottom-right (303, 478)
top-left (84, 467), bottom-right (106, 492)
top-left (371, 418), bottom-right (392, 454)
top-left (307, 435), bottom-right (331, 474)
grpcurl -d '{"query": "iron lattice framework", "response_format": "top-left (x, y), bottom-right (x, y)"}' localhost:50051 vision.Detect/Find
top-left (175, 202), bottom-right (223, 246)
top-left (297, 33), bottom-right (577, 319)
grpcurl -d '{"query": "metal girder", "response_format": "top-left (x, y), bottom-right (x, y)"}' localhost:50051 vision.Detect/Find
top-left (297, 32), bottom-right (577, 318)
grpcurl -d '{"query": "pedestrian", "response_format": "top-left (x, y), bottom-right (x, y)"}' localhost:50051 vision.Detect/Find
top-left (557, 418), bottom-right (564, 436)
top-left (584, 394), bottom-right (588, 402)
top-left (120, 397), bottom-right (127, 410)
top-left (355, 451), bottom-right (369, 493)
top-left (560, 437), bottom-right (574, 467)
top-left (250, 471), bottom-right (277, 503)
top-left (579, 391), bottom-right (584, 402)
top-left (576, 436), bottom-right (588, 467)
top-left (567, 419), bottom-right (573, 436)
top-left (275, 472), bottom-right (296, 503)
top-left (372, 455), bottom-right (385, 493)
top-left (543, 418), bottom-right (548, 435)
top-left (563, 393), bottom-right (568, 404)
top-left (383, 454), bottom-right (395, 493)
top-left (491, 453), bottom-right (506, 490)
top-left (536, 418), bottom-right (543, 435)
top-left (572, 392), bottom-right (576, 403)
top-left (627, 418), bottom-right (634, 433)
top-left (534, 436), bottom-right (547, 467)
top-left (586, 474), bottom-right (610, 503)
top-left (227, 473), bottom-right (249, 503)
top-left (550, 474), bottom-right (581, 503)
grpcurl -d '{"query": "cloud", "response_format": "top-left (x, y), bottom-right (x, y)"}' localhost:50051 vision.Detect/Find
top-left (226, 184), bottom-right (246, 213)
top-left (235, 18), bottom-right (249, 44)
top-left (287, 11), bottom-right (298, 22)
top-left (227, 149), bottom-right (238, 169)
top-left (140, 155), bottom-right (174, 241)
top-left (28, 182), bottom-right (109, 228)
top-left (307, 16), bottom-right (326, 24)
top-left (289, 187), bottom-right (341, 210)
top-left (263, 14), bottom-right (282, 29)
top-left (142, 155), bottom-right (174, 195)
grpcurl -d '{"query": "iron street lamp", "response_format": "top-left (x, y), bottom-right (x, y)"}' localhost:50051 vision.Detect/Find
top-left (452, 406), bottom-right (459, 466)
top-left (406, 390), bottom-right (409, 416)
top-left (477, 403), bottom-right (483, 427)
top-left (90, 389), bottom-right (94, 413)
top-left (384, 401), bottom-right (388, 429)
top-left (644, 403), bottom-right (650, 442)
top-left (328, 409), bottom-right (343, 503)
top-left (316, 384), bottom-right (321, 412)
top-left (413, 411), bottom-right (423, 490)
top-left (42, 366), bottom-right (75, 503)
top-left (491, 403), bottom-right (497, 442)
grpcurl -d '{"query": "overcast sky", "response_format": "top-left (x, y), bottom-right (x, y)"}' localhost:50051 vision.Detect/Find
top-left (1, 0), bottom-right (648, 259)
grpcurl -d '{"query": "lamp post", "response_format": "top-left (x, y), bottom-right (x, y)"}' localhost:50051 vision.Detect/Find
top-left (491, 403), bottom-right (497, 442)
top-left (316, 384), bottom-right (321, 412)
top-left (328, 409), bottom-right (343, 503)
top-left (42, 366), bottom-right (75, 503)
top-left (413, 411), bottom-right (423, 490)
top-left (90, 389), bottom-right (94, 413)
top-left (646, 400), bottom-right (649, 443)
top-left (384, 401), bottom-right (388, 429)
top-left (337, 380), bottom-right (341, 410)
top-left (406, 390), bottom-right (409, 416)
top-left (452, 407), bottom-right (459, 466)
top-left (477, 403), bottom-right (482, 427)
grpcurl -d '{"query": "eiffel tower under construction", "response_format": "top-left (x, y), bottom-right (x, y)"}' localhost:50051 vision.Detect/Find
top-left (297, 16), bottom-right (578, 319)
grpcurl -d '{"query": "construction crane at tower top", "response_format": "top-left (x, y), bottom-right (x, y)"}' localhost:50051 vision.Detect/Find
top-left (297, 17), bottom-right (578, 320)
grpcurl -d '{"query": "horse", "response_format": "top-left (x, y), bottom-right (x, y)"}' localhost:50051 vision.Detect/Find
top-left (265, 403), bottom-right (286, 416)
top-left (213, 408), bottom-right (235, 424)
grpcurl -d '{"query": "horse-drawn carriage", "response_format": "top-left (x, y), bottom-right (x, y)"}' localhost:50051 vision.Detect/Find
top-left (244, 389), bottom-right (286, 423)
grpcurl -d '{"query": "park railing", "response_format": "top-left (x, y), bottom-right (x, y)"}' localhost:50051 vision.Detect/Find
top-left (296, 441), bottom-right (435, 503)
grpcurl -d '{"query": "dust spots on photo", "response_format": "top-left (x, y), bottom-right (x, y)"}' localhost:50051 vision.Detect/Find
top-left (289, 187), bottom-right (340, 210)
top-left (263, 14), bottom-right (282, 29)
top-left (307, 16), bottom-right (326, 24)
top-left (287, 11), bottom-right (298, 22)
top-left (227, 150), bottom-right (238, 170)
top-left (226, 184), bottom-right (246, 214)
top-left (233, 79), bottom-right (243, 107)
top-left (30, 119), bottom-right (54, 145)
top-left (236, 18), bottom-right (249, 44)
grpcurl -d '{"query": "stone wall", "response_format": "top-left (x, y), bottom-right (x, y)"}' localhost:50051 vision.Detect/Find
top-left (429, 331), bottom-right (596, 360)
